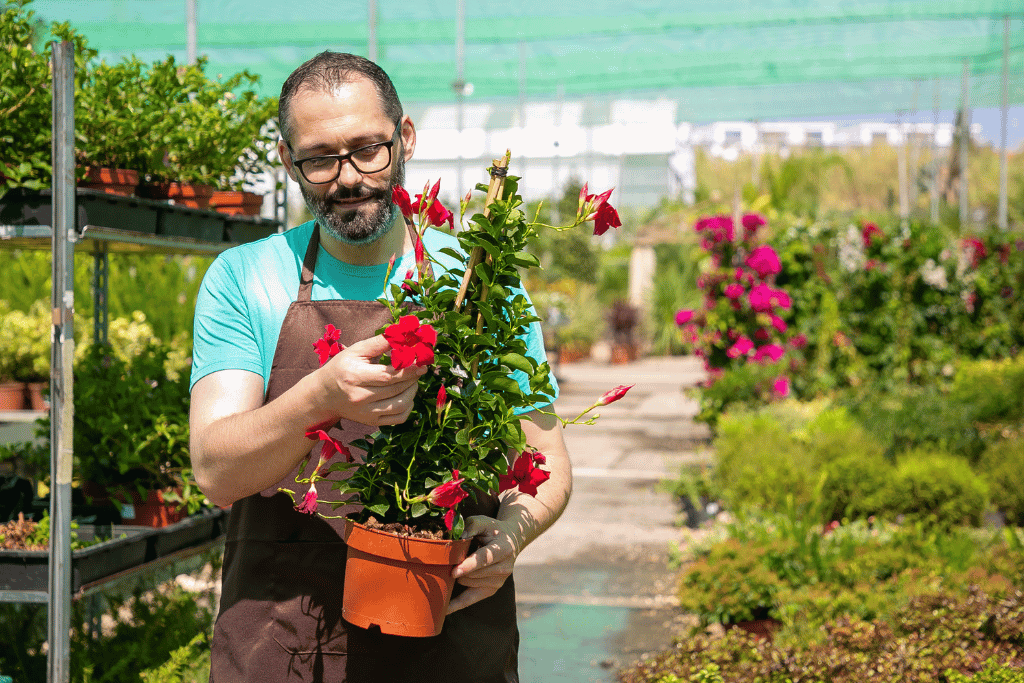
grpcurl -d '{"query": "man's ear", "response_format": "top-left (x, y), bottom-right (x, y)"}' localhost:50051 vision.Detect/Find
top-left (400, 115), bottom-right (416, 162)
top-left (278, 138), bottom-right (300, 182)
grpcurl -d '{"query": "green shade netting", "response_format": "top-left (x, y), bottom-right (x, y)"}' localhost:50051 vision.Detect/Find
top-left (21, 0), bottom-right (1024, 121)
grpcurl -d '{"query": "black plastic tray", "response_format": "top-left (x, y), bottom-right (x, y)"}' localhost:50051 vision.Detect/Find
top-left (0, 507), bottom-right (227, 593)
top-left (0, 188), bottom-right (280, 244)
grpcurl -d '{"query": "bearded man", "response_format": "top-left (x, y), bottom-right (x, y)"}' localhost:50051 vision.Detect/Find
top-left (187, 51), bottom-right (572, 682)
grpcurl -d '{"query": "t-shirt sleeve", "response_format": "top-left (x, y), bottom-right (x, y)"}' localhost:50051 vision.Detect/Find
top-left (190, 254), bottom-right (265, 392)
top-left (512, 292), bottom-right (559, 415)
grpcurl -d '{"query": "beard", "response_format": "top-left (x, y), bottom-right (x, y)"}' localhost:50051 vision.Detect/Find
top-left (301, 154), bottom-right (406, 246)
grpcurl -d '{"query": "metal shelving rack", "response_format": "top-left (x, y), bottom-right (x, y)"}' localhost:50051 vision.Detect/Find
top-left (0, 42), bottom-right (281, 681)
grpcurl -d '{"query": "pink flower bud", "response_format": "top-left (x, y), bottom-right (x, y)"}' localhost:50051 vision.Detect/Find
top-left (597, 384), bottom-right (633, 406)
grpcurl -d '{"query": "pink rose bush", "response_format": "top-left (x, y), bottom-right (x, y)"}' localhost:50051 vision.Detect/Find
top-left (675, 213), bottom-right (800, 418)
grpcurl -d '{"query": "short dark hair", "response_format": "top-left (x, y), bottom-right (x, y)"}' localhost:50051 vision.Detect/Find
top-left (278, 51), bottom-right (403, 145)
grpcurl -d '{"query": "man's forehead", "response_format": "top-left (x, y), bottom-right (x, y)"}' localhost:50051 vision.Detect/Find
top-left (293, 77), bottom-right (386, 118)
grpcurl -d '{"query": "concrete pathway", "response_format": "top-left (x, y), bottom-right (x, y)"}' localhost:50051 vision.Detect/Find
top-left (514, 356), bottom-right (710, 682)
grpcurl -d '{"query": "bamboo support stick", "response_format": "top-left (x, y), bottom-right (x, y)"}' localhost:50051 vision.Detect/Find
top-left (452, 152), bottom-right (510, 312)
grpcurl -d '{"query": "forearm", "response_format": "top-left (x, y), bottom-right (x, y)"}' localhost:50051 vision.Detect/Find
top-left (497, 411), bottom-right (573, 553)
top-left (189, 370), bottom-right (339, 506)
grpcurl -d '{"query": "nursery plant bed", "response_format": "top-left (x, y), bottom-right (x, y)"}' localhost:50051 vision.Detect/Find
top-left (0, 524), bottom-right (158, 594)
top-left (0, 508), bottom-right (227, 596)
top-left (0, 188), bottom-right (281, 247)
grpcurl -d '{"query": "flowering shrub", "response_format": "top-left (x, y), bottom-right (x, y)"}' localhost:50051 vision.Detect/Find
top-left (280, 157), bottom-right (628, 539)
top-left (674, 213), bottom-right (800, 422)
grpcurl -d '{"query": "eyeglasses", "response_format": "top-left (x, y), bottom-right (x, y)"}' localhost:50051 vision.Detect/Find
top-left (291, 123), bottom-right (399, 184)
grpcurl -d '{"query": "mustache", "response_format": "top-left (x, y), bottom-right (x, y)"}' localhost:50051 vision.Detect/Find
top-left (326, 185), bottom-right (386, 202)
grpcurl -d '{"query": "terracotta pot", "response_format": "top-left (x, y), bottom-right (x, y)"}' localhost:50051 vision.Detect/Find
top-left (115, 488), bottom-right (186, 527)
top-left (558, 346), bottom-right (590, 364)
top-left (725, 617), bottom-right (783, 641)
top-left (209, 190), bottom-right (264, 216)
top-left (341, 519), bottom-right (471, 637)
top-left (137, 181), bottom-right (215, 209)
top-left (25, 382), bottom-right (48, 410)
top-left (78, 166), bottom-right (140, 197)
top-left (610, 343), bottom-right (639, 365)
top-left (0, 382), bottom-right (27, 410)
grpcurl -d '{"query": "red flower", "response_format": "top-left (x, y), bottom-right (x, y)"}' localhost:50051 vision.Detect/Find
top-left (414, 235), bottom-right (426, 273)
top-left (401, 267), bottom-right (416, 293)
top-left (724, 283), bottom-right (744, 299)
top-left (963, 237), bottom-right (987, 268)
top-left (383, 315), bottom-right (437, 369)
top-left (791, 333), bottom-right (808, 349)
top-left (752, 344), bottom-right (785, 364)
top-left (583, 187), bottom-right (621, 236)
top-left (436, 384), bottom-right (447, 412)
top-left (862, 222), bottom-right (883, 248)
top-left (427, 470), bottom-right (469, 530)
top-left (597, 384), bottom-right (633, 406)
top-left (392, 185), bottom-right (413, 219)
top-left (499, 450), bottom-right (550, 497)
top-left (305, 428), bottom-right (353, 465)
top-left (296, 484), bottom-right (319, 514)
top-left (675, 309), bottom-right (695, 326)
top-left (313, 324), bottom-right (344, 366)
top-left (412, 179), bottom-right (455, 230)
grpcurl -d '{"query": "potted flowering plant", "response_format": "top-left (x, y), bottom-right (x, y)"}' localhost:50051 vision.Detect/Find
top-left (278, 153), bottom-right (630, 635)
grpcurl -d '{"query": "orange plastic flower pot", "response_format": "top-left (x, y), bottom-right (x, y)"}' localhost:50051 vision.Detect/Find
top-left (137, 182), bottom-right (215, 209)
top-left (209, 190), bottom-right (264, 216)
top-left (79, 167), bottom-right (140, 197)
top-left (341, 519), bottom-right (471, 637)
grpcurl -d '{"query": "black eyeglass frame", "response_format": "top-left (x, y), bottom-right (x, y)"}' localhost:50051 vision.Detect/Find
top-left (290, 122), bottom-right (401, 184)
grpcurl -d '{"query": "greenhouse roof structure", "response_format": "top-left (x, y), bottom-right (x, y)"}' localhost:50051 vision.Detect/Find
top-left (25, 0), bottom-right (1024, 123)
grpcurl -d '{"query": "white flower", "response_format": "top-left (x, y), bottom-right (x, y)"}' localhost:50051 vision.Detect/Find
top-left (919, 259), bottom-right (949, 290)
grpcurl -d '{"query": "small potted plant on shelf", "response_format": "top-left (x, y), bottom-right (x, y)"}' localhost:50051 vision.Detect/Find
top-left (0, 301), bottom-right (50, 409)
top-left (134, 56), bottom-right (278, 210)
top-left (279, 153), bottom-right (630, 637)
top-left (0, 301), bottom-right (28, 410)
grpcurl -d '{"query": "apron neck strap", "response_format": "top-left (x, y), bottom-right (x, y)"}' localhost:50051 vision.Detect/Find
top-left (298, 225), bottom-right (321, 303)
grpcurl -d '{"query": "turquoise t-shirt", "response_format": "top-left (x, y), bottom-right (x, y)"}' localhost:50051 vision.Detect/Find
top-left (190, 220), bottom-right (557, 412)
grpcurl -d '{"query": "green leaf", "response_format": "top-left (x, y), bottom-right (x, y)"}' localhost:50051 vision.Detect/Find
top-left (499, 352), bottom-right (533, 374)
top-left (410, 501), bottom-right (428, 518)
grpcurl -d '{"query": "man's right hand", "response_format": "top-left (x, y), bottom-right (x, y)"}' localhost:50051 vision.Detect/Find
top-left (318, 334), bottom-right (427, 427)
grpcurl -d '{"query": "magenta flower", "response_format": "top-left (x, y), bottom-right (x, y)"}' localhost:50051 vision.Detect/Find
top-left (755, 328), bottom-right (771, 341)
top-left (742, 213), bottom-right (767, 233)
top-left (597, 384), bottom-right (633, 406)
top-left (752, 344), bottom-right (785, 363)
top-left (724, 283), bottom-right (745, 299)
top-left (499, 450), bottom-right (550, 497)
top-left (726, 336), bottom-right (754, 359)
top-left (383, 315), bottom-right (437, 369)
top-left (791, 333), bottom-right (808, 349)
top-left (773, 376), bottom-right (791, 398)
top-left (746, 245), bottom-right (781, 280)
top-left (675, 309), bottom-right (695, 326)
top-left (769, 314), bottom-right (788, 333)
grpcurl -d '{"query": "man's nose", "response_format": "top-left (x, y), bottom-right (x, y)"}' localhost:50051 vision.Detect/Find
top-left (335, 158), bottom-right (364, 187)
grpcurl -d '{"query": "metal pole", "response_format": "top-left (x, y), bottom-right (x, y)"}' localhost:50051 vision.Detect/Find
top-left (998, 15), bottom-right (1009, 230)
top-left (185, 0), bottom-right (197, 65)
top-left (959, 60), bottom-right (970, 230)
top-left (49, 39), bottom-right (76, 683)
top-left (931, 78), bottom-right (940, 223)
top-left (367, 0), bottom-right (377, 62)
top-left (518, 41), bottom-right (527, 184)
top-left (454, 0), bottom-right (465, 213)
top-left (896, 109), bottom-right (909, 225)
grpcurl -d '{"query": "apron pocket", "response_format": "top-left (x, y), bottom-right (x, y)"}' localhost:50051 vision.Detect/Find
top-left (269, 540), bottom-right (359, 655)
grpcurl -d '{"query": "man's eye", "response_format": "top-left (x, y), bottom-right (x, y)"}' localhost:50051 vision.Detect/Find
top-left (354, 144), bottom-right (382, 160)
top-left (306, 157), bottom-right (335, 169)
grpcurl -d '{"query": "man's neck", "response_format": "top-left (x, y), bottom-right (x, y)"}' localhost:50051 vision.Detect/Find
top-left (318, 216), bottom-right (413, 267)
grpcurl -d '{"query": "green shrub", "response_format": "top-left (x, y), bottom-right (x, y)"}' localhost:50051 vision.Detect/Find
top-left (713, 401), bottom-right (887, 519)
top-left (882, 450), bottom-right (989, 528)
top-left (979, 437), bottom-right (1024, 526)
top-left (946, 660), bottom-right (1024, 683)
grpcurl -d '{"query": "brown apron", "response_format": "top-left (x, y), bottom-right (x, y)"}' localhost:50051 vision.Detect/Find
top-left (210, 226), bottom-right (520, 683)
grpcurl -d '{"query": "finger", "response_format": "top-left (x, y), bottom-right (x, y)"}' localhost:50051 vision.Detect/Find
top-left (446, 585), bottom-right (499, 614)
top-left (345, 334), bottom-right (391, 360)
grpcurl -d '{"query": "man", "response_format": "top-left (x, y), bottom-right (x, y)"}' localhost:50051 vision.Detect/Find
top-left (188, 51), bottom-right (572, 682)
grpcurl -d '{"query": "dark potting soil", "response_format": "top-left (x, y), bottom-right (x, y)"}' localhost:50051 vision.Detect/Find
top-left (362, 516), bottom-right (448, 540)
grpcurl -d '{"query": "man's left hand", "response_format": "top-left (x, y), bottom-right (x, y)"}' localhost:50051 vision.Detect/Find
top-left (446, 515), bottom-right (522, 614)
